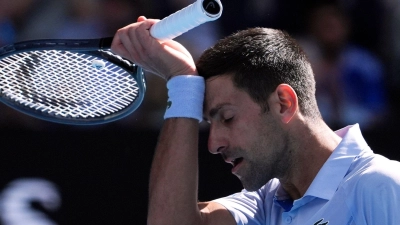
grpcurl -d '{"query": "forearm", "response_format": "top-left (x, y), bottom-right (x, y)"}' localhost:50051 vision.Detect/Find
top-left (148, 118), bottom-right (202, 225)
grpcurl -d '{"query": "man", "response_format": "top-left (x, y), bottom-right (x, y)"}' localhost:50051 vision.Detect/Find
top-left (111, 16), bottom-right (400, 225)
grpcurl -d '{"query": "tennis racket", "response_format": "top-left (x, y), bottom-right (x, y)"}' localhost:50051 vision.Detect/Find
top-left (0, 0), bottom-right (222, 125)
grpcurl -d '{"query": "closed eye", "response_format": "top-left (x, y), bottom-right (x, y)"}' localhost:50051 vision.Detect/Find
top-left (224, 117), bottom-right (233, 123)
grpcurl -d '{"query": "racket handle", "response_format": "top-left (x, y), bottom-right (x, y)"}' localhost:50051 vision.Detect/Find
top-left (149, 0), bottom-right (223, 41)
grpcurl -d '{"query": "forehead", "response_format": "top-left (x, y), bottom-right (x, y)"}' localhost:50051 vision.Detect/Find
top-left (204, 75), bottom-right (234, 106)
top-left (204, 75), bottom-right (255, 116)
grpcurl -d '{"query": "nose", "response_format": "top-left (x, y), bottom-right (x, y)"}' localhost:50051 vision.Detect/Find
top-left (208, 123), bottom-right (227, 154)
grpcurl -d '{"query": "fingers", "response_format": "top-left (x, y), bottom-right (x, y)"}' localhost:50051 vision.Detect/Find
top-left (111, 17), bottom-right (159, 64)
top-left (111, 16), bottom-right (197, 80)
top-left (137, 16), bottom-right (147, 22)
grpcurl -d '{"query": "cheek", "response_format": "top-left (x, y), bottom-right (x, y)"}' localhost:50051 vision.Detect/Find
top-left (231, 120), bottom-right (266, 152)
top-left (251, 118), bottom-right (283, 153)
top-left (229, 106), bottom-right (270, 148)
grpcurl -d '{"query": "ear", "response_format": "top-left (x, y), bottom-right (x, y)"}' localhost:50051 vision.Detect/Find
top-left (270, 84), bottom-right (298, 124)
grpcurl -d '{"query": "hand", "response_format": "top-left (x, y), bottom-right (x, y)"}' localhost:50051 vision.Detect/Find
top-left (111, 16), bottom-right (198, 80)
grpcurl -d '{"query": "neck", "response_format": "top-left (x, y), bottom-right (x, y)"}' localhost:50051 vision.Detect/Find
top-left (279, 120), bottom-right (341, 200)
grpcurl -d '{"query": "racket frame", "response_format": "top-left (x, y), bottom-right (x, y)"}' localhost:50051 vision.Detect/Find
top-left (0, 0), bottom-right (223, 125)
top-left (0, 37), bottom-right (146, 125)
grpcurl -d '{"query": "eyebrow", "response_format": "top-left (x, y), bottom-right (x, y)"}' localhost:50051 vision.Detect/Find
top-left (204, 103), bottom-right (230, 120)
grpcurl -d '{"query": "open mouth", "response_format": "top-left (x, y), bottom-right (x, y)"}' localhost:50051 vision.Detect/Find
top-left (232, 157), bottom-right (243, 167)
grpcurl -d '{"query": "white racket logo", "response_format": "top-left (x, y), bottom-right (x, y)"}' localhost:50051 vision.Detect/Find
top-left (91, 60), bottom-right (106, 70)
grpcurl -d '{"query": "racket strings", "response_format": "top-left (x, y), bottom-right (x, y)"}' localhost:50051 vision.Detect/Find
top-left (0, 50), bottom-right (140, 119)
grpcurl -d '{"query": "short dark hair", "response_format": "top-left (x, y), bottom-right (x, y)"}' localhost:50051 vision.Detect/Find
top-left (196, 27), bottom-right (321, 119)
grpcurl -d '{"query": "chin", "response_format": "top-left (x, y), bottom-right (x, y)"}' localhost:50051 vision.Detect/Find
top-left (242, 184), bottom-right (261, 192)
top-left (240, 178), bottom-right (264, 192)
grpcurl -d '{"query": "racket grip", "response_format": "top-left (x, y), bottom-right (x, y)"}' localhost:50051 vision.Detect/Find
top-left (149, 0), bottom-right (223, 41)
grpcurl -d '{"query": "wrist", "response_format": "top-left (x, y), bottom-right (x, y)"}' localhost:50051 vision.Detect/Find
top-left (164, 75), bottom-right (205, 122)
top-left (166, 68), bottom-right (198, 81)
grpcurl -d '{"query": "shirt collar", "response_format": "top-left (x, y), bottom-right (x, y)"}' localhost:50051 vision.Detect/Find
top-left (303, 124), bottom-right (370, 200)
top-left (273, 124), bottom-right (371, 210)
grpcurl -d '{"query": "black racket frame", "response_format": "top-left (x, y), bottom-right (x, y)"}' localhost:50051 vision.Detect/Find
top-left (0, 37), bottom-right (146, 125)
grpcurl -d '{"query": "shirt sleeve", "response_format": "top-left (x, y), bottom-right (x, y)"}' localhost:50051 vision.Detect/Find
top-left (211, 179), bottom-right (280, 225)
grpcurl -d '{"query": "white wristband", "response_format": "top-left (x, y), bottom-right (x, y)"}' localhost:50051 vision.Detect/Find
top-left (164, 75), bottom-right (205, 122)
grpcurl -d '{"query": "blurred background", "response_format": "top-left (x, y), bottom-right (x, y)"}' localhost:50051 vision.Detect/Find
top-left (0, 0), bottom-right (399, 224)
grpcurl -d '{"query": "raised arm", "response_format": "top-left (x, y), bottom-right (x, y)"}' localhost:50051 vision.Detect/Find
top-left (111, 17), bottom-right (235, 225)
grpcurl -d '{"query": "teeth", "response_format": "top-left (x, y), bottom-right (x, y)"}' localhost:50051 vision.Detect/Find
top-left (231, 158), bottom-right (238, 165)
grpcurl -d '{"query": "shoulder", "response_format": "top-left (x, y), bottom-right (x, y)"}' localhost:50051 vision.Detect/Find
top-left (211, 179), bottom-right (281, 224)
top-left (360, 154), bottom-right (400, 183)
top-left (212, 178), bottom-right (281, 210)
top-left (222, 178), bottom-right (281, 203)
top-left (343, 154), bottom-right (400, 223)
top-left (345, 154), bottom-right (400, 197)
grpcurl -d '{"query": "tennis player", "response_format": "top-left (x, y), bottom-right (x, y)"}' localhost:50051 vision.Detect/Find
top-left (112, 16), bottom-right (400, 225)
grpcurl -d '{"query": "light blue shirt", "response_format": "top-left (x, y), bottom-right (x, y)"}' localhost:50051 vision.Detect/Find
top-left (213, 124), bottom-right (400, 225)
